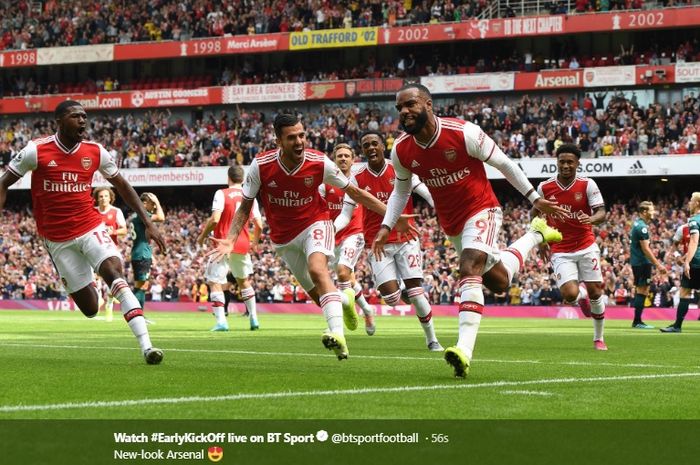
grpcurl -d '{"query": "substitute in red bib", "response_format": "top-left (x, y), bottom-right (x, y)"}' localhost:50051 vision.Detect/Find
top-left (0, 100), bottom-right (166, 365)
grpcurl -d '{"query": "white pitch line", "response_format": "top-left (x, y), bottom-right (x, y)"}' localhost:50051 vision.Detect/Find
top-left (1, 372), bottom-right (699, 413)
top-left (0, 342), bottom-right (683, 368)
top-left (500, 390), bottom-right (556, 397)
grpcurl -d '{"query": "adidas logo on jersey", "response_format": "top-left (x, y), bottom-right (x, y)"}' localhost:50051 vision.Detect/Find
top-left (268, 180), bottom-right (278, 188)
top-left (411, 160), bottom-right (420, 168)
top-left (48, 160), bottom-right (57, 167)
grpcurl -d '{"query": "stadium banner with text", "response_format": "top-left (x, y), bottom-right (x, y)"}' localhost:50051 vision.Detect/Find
top-left (222, 83), bottom-right (305, 104)
top-left (114, 34), bottom-right (288, 61)
top-left (289, 27), bottom-right (378, 50)
top-left (3, 8), bottom-right (700, 68)
top-left (484, 155), bottom-right (700, 180)
top-left (0, 300), bottom-right (693, 320)
top-left (0, 49), bottom-right (37, 68)
top-left (6, 156), bottom-right (700, 191)
top-left (635, 64), bottom-right (675, 85)
top-left (36, 44), bottom-right (114, 65)
top-left (0, 88), bottom-right (221, 114)
top-left (675, 62), bottom-right (700, 83)
top-left (582, 65), bottom-right (636, 88)
top-left (421, 73), bottom-right (515, 94)
top-left (379, 7), bottom-right (700, 44)
top-left (343, 78), bottom-right (406, 97)
top-left (2, 420), bottom-right (699, 465)
top-left (514, 69), bottom-right (583, 90)
top-left (305, 82), bottom-right (347, 100)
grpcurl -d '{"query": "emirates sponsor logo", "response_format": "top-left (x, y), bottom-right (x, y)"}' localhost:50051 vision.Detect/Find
top-left (535, 72), bottom-right (580, 88)
top-left (424, 167), bottom-right (471, 188)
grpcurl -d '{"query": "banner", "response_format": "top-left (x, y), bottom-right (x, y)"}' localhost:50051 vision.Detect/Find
top-left (635, 64), bottom-right (675, 85)
top-left (289, 27), bottom-right (378, 50)
top-left (36, 44), bottom-right (113, 65)
top-left (0, 49), bottom-right (37, 68)
top-left (0, 87), bottom-right (222, 114)
top-left (583, 65), bottom-right (636, 88)
top-left (114, 34), bottom-right (287, 61)
top-left (305, 82), bottom-right (346, 100)
top-left (421, 73), bottom-right (514, 94)
top-left (222, 83), bottom-right (305, 104)
top-left (675, 62), bottom-right (700, 83)
top-left (343, 78), bottom-right (405, 97)
top-left (484, 155), bottom-right (700, 180)
top-left (514, 69), bottom-right (582, 90)
top-left (7, 156), bottom-right (699, 191)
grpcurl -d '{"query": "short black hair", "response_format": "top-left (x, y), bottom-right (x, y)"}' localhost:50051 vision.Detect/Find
top-left (555, 143), bottom-right (581, 159)
top-left (397, 82), bottom-right (432, 99)
top-left (273, 113), bottom-right (299, 137)
top-left (359, 130), bottom-right (384, 143)
top-left (228, 164), bottom-right (244, 183)
top-left (54, 100), bottom-right (82, 119)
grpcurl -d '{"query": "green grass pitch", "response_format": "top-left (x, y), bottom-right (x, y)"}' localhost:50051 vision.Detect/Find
top-left (1, 310), bottom-right (699, 420)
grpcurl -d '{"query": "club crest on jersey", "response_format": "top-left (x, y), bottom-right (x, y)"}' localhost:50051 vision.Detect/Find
top-left (443, 148), bottom-right (457, 162)
top-left (81, 157), bottom-right (92, 170)
top-left (304, 176), bottom-right (314, 187)
top-left (575, 192), bottom-right (583, 201)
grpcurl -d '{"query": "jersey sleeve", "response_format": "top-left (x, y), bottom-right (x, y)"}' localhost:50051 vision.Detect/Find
top-left (344, 176), bottom-right (359, 206)
top-left (318, 184), bottom-right (327, 198)
top-left (98, 144), bottom-right (119, 179)
top-left (639, 224), bottom-right (650, 241)
top-left (251, 199), bottom-right (262, 220)
top-left (586, 179), bottom-right (605, 208)
top-left (211, 189), bottom-right (224, 212)
top-left (689, 218), bottom-right (699, 236)
top-left (116, 208), bottom-right (126, 227)
top-left (323, 157), bottom-right (350, 189)
top-left (242, 159), bottom-right (261, 199)
top-left (7, 141), bottom-right (37, 177)
top-left (536, 182), bottom-right (544, 197)
top-left (381, 147), bottom-right (413, 229)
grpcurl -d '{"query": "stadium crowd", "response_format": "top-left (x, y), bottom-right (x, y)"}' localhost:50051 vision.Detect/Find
top-left (0, 194), bottom-right (695, 309)
top-left (2, 0), bottom-right (675, 52)
top-left (1, 90), bottom-right (698, 171)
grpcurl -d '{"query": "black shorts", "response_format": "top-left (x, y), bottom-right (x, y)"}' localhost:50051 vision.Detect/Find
top-left (632, 264), bottom-right (652, 287)
top-left (681, 267), bottom-right (700, 290)
top-left (131, 259), bottom-right (152, 282)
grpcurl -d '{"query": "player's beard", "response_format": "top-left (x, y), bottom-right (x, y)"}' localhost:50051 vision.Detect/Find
top-left (400, 108), bottom-right (429, 135)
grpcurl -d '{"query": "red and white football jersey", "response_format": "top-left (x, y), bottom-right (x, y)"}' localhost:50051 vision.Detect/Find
top-left (320, 182), bottom-right (363, 245)
top-left (8, 135), bottom-right (119, 242)
top-left (673, 224), bottom-right (690, 255)
top-left (352, 161), bottom-right (415, 245)
top-left (211, 186), bottom-right (262, 254)
top-left (392, 117), bottom-right (500, 236)
top-left (242, 148), bottom-right (348, 245)
top-left (537, 176), bottom-right (605, 253)
top-left (95, 205), bottom-right (126, 244)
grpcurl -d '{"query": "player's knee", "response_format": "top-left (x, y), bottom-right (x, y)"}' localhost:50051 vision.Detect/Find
top-left (79, 305), bottom-right (99, 318)
top-left (336, 266), bottom-right (352, 282)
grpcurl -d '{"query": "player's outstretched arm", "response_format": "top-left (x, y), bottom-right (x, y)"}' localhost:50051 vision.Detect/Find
top-left (207, 197), bottom-right (254, 261)
top-left (109, 174), bottom-right (167, 254)
top-left (333, 198), bottom-right (356, 233)
top-left (0, 170), bottom-right (21, 210)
